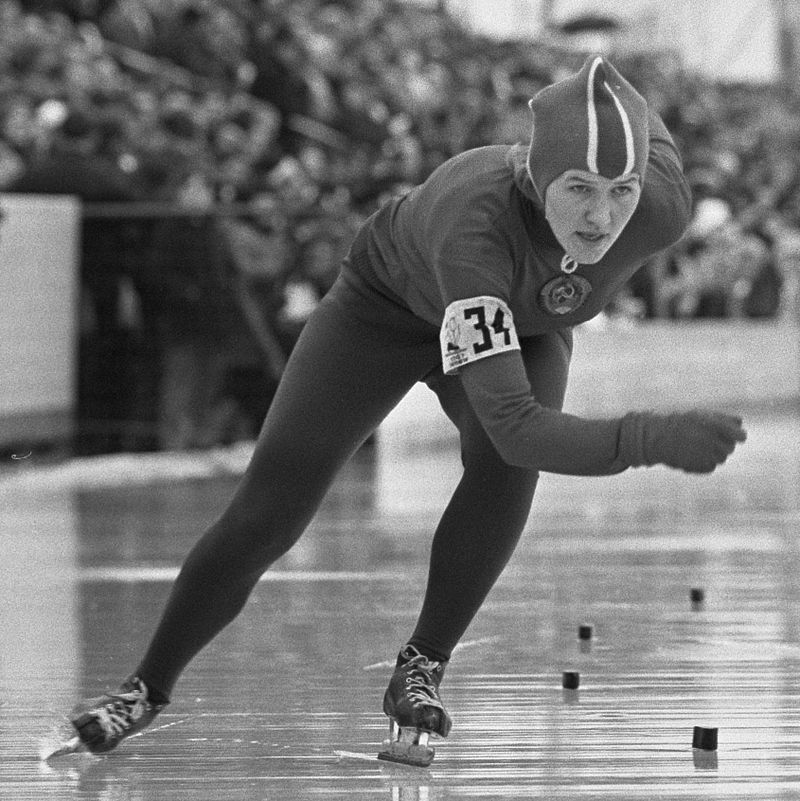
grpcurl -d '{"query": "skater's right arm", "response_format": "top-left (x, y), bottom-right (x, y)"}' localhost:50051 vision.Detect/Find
top-left (458, 350), bottom-right (746, 475)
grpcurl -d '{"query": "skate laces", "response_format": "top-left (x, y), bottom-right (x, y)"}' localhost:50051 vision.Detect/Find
top-left (400, 651), bottom-right (445, 711)
top-left (93, 681), bottom-right (149, 738)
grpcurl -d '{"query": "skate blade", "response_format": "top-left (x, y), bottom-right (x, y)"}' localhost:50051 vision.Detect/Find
top-left (377, 739), bottom-right (435, 768)
top-left (43, 735), bottom-right (87, 760)
top-left (334, 749), bottom-right (383, 762)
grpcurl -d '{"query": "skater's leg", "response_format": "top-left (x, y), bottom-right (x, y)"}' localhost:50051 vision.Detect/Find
top-left (379, 331), bottom-right (571, 763)
top-left (408, 451), bottom-right (538, 661)
top-left (134, 274), bottom-right (440, 699)
top-left (376, 445), bottom-right (535, 764)
top-left (410, 330), bottom-right (572, 660)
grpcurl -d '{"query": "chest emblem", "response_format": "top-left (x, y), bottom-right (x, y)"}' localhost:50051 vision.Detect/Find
top-left (538, 274), bottom-right (593, 316)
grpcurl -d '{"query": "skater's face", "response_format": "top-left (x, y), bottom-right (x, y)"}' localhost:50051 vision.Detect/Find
top-left (545, 170), bottom-right (641, 264)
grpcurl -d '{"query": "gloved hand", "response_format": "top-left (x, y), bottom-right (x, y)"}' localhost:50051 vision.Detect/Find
top-left (619, 410), bottom-right (747, 473)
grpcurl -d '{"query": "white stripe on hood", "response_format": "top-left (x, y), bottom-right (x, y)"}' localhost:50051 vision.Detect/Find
top-left (585, 56), bottom-right (635, 176)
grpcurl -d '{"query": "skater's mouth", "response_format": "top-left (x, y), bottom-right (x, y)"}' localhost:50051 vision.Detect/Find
top-left (576, 231), bottom-right (607, 243)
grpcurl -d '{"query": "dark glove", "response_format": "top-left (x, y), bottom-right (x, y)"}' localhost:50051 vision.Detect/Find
top-left (619, 410), bottom-right (747, 473)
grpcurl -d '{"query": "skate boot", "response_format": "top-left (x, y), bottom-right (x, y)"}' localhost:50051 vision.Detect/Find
top-left (378, 645), bottom-right (452, 767)
top-left (69, 676), bottom-right (167, 754)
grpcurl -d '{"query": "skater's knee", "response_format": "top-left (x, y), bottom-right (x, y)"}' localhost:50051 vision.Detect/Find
top-left (462, 446), bottom-right (539, 483)
top-left (192, 509), bottom-right (302, 576)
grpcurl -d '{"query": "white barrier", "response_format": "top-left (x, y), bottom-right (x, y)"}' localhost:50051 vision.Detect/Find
top-left (378, 318), bottom-right (800, 452)
top-left (566, 318), bottom-right (800, 415)
top-left (0, 194), bottom-right (80, 448)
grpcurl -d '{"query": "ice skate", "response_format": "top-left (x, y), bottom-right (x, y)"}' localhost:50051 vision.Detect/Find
top-left (378, 645), bottom-right (451, 767)
top-left (67, 676), bottom-right (167, 754)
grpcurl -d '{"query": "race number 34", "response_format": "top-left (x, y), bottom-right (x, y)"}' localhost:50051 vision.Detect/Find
top-left (464, 305), bottom-right (512, 353)
top-left (440, 296), bottom-right (520, 374)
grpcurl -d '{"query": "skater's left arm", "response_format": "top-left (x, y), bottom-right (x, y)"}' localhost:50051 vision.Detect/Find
top-left (458, 346), bottom-right (746, 475)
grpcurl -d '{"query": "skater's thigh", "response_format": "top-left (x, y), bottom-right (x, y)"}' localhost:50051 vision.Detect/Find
top-left (234, 274), bottom-right (440, 503)
top-left (425, 369), bottom-right (496, 459)
top-left (519, 327), bottom-right (573, 412)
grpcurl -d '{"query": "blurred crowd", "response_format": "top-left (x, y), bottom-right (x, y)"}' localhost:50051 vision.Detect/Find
top-left (620, 61), bottom-right (800, 322)
top-left (2, 0), bottom-right (800, 450)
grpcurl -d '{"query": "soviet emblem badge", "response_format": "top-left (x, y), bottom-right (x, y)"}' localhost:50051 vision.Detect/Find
top-left (538, 274), bottom-right (592, 316)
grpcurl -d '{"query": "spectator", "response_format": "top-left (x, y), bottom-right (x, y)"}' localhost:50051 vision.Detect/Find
top-left (140, 173), bottom-right (246, 450)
